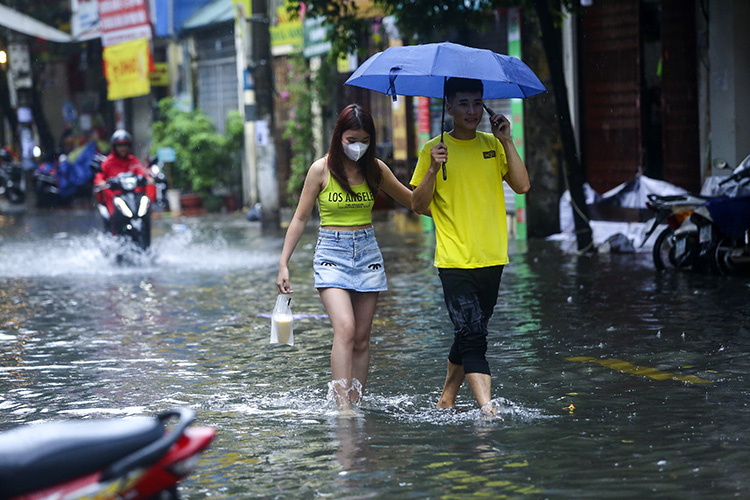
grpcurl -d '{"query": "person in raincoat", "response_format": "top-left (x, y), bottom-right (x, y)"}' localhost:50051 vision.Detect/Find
top-left (276, 104), bottom-right (414, 411)
top-left (94, 129), bottom-right (150, 218)
top-left (410, 77), bottom-right (530, 414)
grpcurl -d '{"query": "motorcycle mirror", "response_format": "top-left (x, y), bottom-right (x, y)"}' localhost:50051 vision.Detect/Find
top-left (712, 158), bottom-right (729, 169)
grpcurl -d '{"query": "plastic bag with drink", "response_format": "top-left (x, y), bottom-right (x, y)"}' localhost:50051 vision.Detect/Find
top-left (270, 294), bottom-right (294, 345)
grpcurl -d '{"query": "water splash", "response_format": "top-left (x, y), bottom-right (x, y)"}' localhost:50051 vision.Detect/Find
top-left (0, 225), bottom-right (277, 277)
top-left (366, 394), bottom-right (549, 426)
top-left (327, 378), bottom-right (364, 409)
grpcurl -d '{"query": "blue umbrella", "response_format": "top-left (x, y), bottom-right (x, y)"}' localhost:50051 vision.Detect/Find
top-left (345, 42), bottom-right (545, 179)
top-left (345, 41), bottom-right (546, 100)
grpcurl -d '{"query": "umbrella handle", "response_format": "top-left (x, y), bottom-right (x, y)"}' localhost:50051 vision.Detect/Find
top-left (440, 129), bottom-right (446, 181)
top-left (441, 79), bottom-right (447, 181)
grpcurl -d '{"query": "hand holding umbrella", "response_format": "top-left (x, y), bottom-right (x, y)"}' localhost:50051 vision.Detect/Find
top-left (430, 141), bottom-right (448, 177)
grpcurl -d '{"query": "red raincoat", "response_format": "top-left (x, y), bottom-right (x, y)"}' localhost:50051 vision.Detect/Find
top-left (95, 153), bottom-right (147, 215)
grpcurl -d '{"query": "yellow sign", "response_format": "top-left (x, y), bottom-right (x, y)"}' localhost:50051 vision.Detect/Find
top-left (150, 62), bottom-right (168, 86)
top-left (103, 38), bottom-right (151, 100)
top-left (271, 21), bottom-right (302, 49)
top-left (270, 0), bottom-right (301, 51)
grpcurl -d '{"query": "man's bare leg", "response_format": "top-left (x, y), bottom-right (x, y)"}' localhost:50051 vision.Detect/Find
top-left (465, 372), bottom-right (493, 411)
top-left (437, 361), bottom-right (465, 408)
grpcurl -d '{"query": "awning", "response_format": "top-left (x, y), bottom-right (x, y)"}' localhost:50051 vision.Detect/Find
top-left (0, 4), bottom-right (73, 43)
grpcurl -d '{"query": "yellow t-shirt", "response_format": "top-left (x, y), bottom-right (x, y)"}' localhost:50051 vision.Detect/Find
top-left (318, 170), bottom-right (375, 226)
top-left (410, 131), bottom-right (510, 268)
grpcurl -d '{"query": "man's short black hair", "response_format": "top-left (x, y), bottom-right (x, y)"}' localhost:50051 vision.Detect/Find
top-left (445, 77), bottom-right (484, 102)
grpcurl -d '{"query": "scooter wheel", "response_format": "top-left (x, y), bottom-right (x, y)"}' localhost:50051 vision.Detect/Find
top-left (652, 227), bottom-right (677, 271)
top-left (6, 187), bottom-right (25, 204)
top-left (712, 236), bottom-right (735, 276)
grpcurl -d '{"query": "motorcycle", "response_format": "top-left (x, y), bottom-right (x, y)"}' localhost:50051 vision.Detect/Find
top-left (0, 150), bottom-right (26, 204)
top-left (0, 407), bottom-right (216, 500)
top-left (690, 155), bottom-right (750, 275)
top-left (97, 171), bottom-right (152, 251)
top-left (35, 144), bottom-right (105, 208)
top-left (643, 192), bottom-right (712, 271)
top-left (644, 154), bottom-right (750, 273)
top-left (147, 156), bottom-right (170, 211)
top-left (34, 152), bottom-right (63, 208)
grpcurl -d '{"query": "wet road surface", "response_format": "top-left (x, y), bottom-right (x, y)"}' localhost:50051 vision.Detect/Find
top-left (1, 208), bottom-right (749, 499)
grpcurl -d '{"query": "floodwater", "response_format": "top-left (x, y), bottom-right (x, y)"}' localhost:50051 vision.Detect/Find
top-left (1, 209), bottom-right (749, 499)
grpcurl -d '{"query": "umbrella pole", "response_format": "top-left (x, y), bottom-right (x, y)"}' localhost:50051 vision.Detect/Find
top-left (440, 77), bottom-right (447, 180)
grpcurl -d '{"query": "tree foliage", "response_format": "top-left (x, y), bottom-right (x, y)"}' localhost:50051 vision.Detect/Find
top-left (293, 0), bottom-right (580, 58)
top-left (280, 53), bottom-right (336, 207)
top-left (151, 98), bottom-right (243, 193)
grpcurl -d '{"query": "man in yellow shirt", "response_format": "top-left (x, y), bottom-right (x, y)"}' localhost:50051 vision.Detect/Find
top-left (410, 77), bottom-right (530, 413)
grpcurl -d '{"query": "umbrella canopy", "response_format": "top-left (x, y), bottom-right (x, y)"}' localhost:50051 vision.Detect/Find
top-left (345, 41), bottom-right (546, 100)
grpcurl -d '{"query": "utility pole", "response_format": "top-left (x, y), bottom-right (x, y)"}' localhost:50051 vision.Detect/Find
top-left (234, 0), bottom-right (256, 208)
top-left (250, 0), bottom-right (279, 234)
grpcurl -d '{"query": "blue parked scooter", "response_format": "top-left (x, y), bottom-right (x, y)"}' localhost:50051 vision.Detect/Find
top-left (691, 155), bottom-right (750, 275)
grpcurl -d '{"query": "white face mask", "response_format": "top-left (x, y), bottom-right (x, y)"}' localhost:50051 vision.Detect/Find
top-left (341, 141), bottom-right (369, 162)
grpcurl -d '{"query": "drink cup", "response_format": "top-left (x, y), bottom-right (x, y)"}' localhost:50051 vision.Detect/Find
top-left (273, 314), bottom-right (293, 344)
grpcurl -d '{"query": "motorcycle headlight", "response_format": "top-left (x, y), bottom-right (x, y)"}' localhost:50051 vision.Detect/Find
top-left (137, 196), bottom-right (150, 217)
top-left (114, 197), bottom-right (134, 218)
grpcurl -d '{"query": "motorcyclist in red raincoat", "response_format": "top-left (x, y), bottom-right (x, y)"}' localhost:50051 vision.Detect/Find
top-left (95, 130), bottom-right (150, 220)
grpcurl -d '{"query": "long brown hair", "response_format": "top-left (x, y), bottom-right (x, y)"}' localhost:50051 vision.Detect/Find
top-left (327, 104), bottom-right (382, 195)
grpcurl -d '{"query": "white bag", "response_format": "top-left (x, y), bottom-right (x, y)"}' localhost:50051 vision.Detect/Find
top-left (270, 294), bottom-right (294, 345)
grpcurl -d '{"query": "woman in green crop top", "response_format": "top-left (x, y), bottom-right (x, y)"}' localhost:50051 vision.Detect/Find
top-left (277, 104), bottom-right (415, 412)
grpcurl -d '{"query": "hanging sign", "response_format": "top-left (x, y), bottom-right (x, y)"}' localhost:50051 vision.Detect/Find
top-left (103, 37), bottom-right (151, 100)
top-left (97, 0), bottom-right (152, 47)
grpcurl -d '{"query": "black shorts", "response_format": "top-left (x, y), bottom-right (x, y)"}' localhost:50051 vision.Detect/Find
top-left (438, 265), bottom-right (504, 375)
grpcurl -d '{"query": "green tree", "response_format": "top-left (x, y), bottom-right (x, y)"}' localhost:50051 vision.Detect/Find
top-left (281, 54), bottom-right (315, 207)
top-left (290, 0), bottom-right (592, 250)
top-left (280, 54), bottom-right (336, 206)
top-left (151, 98), bottom-right (242, 194)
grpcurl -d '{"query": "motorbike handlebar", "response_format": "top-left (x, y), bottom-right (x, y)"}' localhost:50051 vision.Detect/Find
top-left (719, 166), bottom-right (750, 186)
top-left (100, 407), bottom-right (196, 481)
top-left (100, 174), bottom-right (147, 192)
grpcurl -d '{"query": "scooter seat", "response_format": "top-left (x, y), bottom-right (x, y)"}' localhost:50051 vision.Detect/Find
top-left (0, 416), bottom-right (164, 498)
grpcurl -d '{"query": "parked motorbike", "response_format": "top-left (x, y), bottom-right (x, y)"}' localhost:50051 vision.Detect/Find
top-left (97, 171), bottom-right (152, 251)
top-left (34, 144), bottom-right (105, 208)
top-left (691, 156), bottom-right (750, 275)
top-left (0, 150), bottom-right (26, 204)
top-left (0, 407), bottom-right (216, 500)
top-left (34, 152), bottom-right (63, 207)
top-left (644, 154), bottom-right (750, 273)
top-left (644, 192), bottom-right (712, 271)
top-left (147, 156), bottom-right (170, 211)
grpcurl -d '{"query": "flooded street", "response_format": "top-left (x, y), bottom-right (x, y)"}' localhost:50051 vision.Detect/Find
top-left (1, 209), bottom-right (749, 499)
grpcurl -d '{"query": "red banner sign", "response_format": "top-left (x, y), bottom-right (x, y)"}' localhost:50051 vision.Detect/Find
top-left (98, 0), bottom-right (152, 47)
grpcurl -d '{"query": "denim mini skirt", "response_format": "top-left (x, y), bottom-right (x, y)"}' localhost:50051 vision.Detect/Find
top-left (313, 227), bottom-right (387, 292)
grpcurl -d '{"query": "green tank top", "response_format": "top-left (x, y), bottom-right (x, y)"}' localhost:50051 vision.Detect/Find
top-left (318, 170), bottom-right (375, 226)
